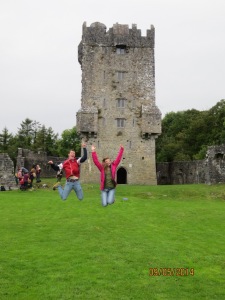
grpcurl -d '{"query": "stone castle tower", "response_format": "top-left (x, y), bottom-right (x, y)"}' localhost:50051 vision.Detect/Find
top-left (76, 22), bottom-right (161, 185)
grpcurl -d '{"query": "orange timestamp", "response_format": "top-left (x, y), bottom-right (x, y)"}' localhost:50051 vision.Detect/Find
top-left (149, 268), bottom-right (194, 276)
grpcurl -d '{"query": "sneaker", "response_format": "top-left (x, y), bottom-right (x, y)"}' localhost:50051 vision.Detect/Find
top-left (53, 182), bottom-right (61, 190)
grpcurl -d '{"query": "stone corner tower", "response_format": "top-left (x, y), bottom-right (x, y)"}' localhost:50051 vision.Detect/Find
top-left (76, 21), bottom-right (161, 185)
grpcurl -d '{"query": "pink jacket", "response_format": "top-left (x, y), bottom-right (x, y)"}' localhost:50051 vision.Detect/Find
top-left (92, 146), bottom-right (124, 190)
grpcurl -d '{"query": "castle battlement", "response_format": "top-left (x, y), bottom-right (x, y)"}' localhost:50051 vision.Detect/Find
top-left (81, 22), bottom-right (154, 48)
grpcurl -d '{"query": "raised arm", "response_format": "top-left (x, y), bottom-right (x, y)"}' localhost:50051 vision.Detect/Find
top-left (79, 143), bottom-right (87, 163)
top-left (91, 145), bottom-right (103, 171)
top-left (113, 145), bottom-right (124, 166)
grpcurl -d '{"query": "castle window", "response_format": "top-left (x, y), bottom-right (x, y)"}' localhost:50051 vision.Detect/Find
top-left (117, 71), bottom-right (125, 80)
top-left (116, 45), bottom-right (126, 54)
top-left (117, 98), bottom-right (125, 108)
top-left (103, 98), bottom-right (106, 107)
top-left (117, 118), bottom-right (125, 128)
top-left (215, 153), bottom-right (224, 159)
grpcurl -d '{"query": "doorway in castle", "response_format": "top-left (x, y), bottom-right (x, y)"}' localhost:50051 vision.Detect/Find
top-left (117, 167), bottom-right (127, 184)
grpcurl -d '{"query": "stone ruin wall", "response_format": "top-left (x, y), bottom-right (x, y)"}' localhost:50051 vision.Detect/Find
top-left (0, 153), bottom-right (17, 190)
top-left (0, 148), bottom-right (66, 190)
top-left (16, 148), bottom-right (66, 178)
top-left (204, 144), bottom-right (225, 184)
top-left (156, 160), bottom-right (206, 185)
top-left (156, 144), bottom-right (225, 185)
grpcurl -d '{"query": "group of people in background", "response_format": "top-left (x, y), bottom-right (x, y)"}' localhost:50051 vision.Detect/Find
top-left (16, 164), bottom-right (42, 190)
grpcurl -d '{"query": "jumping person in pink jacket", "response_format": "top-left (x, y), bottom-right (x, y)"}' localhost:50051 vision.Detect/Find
top-left (91, 145), bottom-right (124, 207)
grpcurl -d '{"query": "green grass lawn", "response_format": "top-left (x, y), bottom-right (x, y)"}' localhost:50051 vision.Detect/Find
top-left (0, 180), bottom-right (225, 299)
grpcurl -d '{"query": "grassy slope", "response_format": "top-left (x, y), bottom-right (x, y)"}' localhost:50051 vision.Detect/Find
top-left (0, 181), bottom-right (225, 299)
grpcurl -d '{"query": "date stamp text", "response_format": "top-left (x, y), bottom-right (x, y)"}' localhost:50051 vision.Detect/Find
top-left (149, 268), bottom-right (195, 276)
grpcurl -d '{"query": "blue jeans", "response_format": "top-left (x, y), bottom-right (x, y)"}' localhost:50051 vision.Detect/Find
top-left (57, 180), bottom-right (83, 201)
top-left (101, 188), bottom-right (115, 207)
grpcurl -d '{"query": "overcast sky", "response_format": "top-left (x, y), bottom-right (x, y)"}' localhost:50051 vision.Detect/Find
top-left (0, 0), bottom-right (225, 136)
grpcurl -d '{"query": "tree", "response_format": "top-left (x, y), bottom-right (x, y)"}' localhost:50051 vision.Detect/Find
top-left (32, 120), bottom-right (41, 146)
top-left (57, 127), bottom-right (81, 157)
top-left (17, 118), bottom-right (35, 148)
top-left (0, 127), bottom-right (13, 152)
top-left (44, 127), bottom-right (58, 156)
top-left (0, 121), bottom-right (82, 161)
top-left (207, 99), bottom-right (225, 144)
top-left (34, 125), bottom-right (58, 155)
top-left (156, 109), bottom-right (208, 162)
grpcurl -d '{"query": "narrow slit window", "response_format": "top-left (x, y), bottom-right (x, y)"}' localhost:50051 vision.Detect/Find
top-left (117, 98), bottom-right (125, 108)
top-left (117, 118), bottom-right (125, 128)
top-left (117, 71), bottom-right (125, 80)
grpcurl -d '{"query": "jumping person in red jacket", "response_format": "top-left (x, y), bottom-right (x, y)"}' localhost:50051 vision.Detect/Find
top-left (91, 144), bottom-right (124, 207)
top-left (48, 143), bottom-right (87, 201)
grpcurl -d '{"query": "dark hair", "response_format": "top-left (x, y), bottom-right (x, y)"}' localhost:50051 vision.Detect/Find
top-left (102, 157), bottom-right (110, 171)
top-left (102, 157), bottom-right (109, 163)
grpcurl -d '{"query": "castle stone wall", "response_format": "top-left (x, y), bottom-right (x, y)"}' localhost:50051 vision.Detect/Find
top-left (16, 148), bottom-right (66, 178)
top-left (0, 153), bottom-right (17, 190)
top-left (77, 22), bottom-right (161, 185)
top-left (204, 144), bottom-right (225, 184)
top-left (156, 160), bottom-right (206, 185)
top-left (156, 144), bottom-right (225, 185)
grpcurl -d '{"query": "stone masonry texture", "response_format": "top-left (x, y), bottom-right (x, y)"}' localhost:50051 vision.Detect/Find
top-left (0, 153), bottom-right (17, 190)
top-left (76, 22), bottom-right (162, 185)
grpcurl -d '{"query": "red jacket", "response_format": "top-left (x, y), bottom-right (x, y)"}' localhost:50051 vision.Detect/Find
top-left (92, 147), bottom-right (124, 190)
top-left (50, 148), bottom-right (87, 179)
top-left (62, 159), bottom-right (80, 179)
